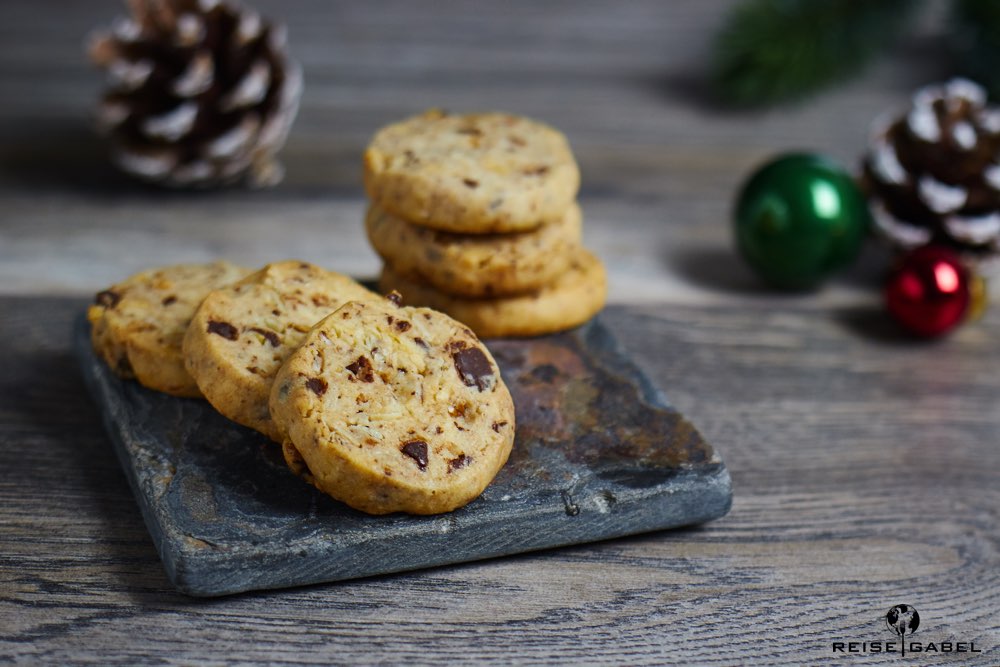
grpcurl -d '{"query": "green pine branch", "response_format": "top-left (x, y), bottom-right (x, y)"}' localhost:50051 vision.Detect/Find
top-left (710, 0), bottom-right (922, 108)
top-left (952, 0), bottom-right (1000, 99)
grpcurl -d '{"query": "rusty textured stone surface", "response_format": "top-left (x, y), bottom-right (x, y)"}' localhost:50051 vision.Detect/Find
top-left (75, 312), bottom-right (731, 597)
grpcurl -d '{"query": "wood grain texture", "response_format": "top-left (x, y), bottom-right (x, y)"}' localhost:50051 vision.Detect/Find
top-left (0, 0), bottom-right (958, 307)
top-left (1, 298), bottom-right (998, 665)
top-left (0, 0), bottom-right (997, 664)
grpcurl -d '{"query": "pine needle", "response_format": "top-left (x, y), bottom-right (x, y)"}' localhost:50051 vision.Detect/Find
top-left (952, 0), bottom-right (1000, 99)
top-left (711, 0), bottom-right (921, 108)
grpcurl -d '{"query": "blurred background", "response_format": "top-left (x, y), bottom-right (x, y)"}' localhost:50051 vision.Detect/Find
top-left (0, 0), bottom-right (955, 303)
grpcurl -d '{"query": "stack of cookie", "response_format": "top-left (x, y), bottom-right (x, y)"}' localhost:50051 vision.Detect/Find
top-left (88, 259), bottom-right (515, 515)
top-left (364, 110), bottom-right (607, 338)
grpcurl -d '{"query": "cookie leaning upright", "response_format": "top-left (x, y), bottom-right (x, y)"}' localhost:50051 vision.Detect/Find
top-left (88, 261), bottom-right (250, 397)
top-left (270, 295), bottom-right (515, 515)
top-left (183, 260), bottom-right (376, 441)
top-left (364, 110), bottom-right (580, 234)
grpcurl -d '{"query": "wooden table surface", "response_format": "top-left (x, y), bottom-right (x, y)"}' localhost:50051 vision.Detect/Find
top-left (2, 1), bottom-right (997, 664)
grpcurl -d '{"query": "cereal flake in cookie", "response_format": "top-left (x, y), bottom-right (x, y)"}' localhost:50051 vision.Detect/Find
top-left (183, 260), bottom-right (376, 441)
top-left (269, 295), bottom-right (516, 515)
top-left (379, 248), bottom-right (607, 338)
top-left (363, 109), bottom-right (580, 234)
top-left (87, 261), bottom-right (250, 397)
top-left (366, 201), bottom-right (582, 297)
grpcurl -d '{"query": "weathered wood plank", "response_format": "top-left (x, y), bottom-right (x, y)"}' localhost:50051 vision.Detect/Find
top-left (0, 297), bottom-right (997, 664)
top-left (0, 0), bottom-right (996, 663)
top-left (0, 0), bottom-right (952, 306)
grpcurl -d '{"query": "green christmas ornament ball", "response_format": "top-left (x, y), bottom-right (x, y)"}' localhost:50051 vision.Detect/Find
top-left (734, 153), bottom-right (870, 290)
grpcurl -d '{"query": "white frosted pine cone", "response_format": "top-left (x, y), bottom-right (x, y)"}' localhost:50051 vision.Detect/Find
top-left (88, 0), bottom-right (302, 188)
top-left (862, 79), bottom-right (1000, 267)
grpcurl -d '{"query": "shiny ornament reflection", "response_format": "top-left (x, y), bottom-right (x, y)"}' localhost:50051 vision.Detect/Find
top-left (734, 154), bottom-right (870, 289)
top-left (884, 245), bottom-right (975, 338)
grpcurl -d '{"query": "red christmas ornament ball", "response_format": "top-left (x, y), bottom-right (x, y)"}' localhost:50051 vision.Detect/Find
top-left (885, 246), bottom-right (972, 338)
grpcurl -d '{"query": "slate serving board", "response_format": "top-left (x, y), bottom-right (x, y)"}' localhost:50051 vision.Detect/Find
top-left (75, 312), bottom-right (731, 597)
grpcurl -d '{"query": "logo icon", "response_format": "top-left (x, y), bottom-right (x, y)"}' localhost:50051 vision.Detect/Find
top-left (833, 603), bottom-right (983, 656)
top-left (886, 605), bottom-right (920, 656)
top-left (885, 604), bottom-right (920, 638)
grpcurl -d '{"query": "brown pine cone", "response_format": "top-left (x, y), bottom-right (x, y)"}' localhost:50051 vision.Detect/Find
top-left (862, 79), bottom-right (1000, 260)
top-left (88, 0), bottom-right (302, 187)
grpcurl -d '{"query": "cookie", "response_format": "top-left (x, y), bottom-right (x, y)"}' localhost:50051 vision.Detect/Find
top-left (87, 261), bottom-right (250, 397)
top-left (379, 248), bottom-right (607, 338)
top-left (269, 295), bottom-right (515, 515)
top-left (183, 260), bottom-right (376, 441)
top-left (363, 109), bottom-right (580, 234)
top-left (366, 201), bottom-right (582, 297)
